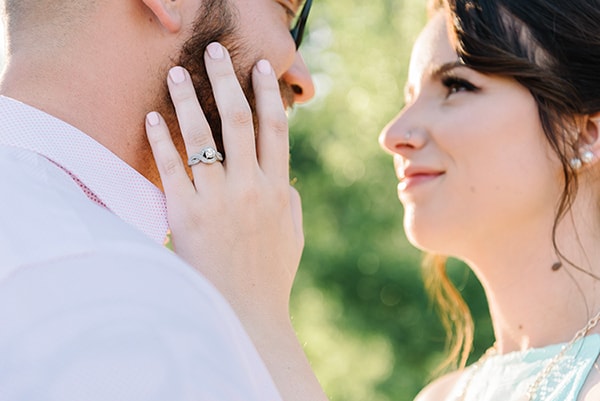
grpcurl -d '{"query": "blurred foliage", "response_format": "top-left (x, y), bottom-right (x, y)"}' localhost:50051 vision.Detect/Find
top-left (288, 1), bottom-right (494, 400)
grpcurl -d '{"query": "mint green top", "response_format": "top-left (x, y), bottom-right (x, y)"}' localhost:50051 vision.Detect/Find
top-left (449, 334), bottom-right (600, 401)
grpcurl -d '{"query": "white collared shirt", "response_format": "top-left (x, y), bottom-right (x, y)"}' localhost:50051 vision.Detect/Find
top-left (0, 96), bottom-right (282, 401)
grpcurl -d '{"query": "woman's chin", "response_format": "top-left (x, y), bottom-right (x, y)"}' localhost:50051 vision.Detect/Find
top-left (403, 218), bottom-right (456, 256)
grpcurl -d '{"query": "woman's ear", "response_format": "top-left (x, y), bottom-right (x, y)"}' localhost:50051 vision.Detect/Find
top-left (581, 112), bottom-right (600, 162)
top-left (142, 0), bottom-right (183, 33)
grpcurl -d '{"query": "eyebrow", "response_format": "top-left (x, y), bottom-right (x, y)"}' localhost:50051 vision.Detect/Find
top-left (429, 60), bottom-right (465, 78)
top-left (403, 60), bottom-right (466, 101)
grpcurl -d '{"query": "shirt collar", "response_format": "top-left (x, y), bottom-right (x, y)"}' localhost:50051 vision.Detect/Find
top-left (0, 95), bottom-right (168, 244)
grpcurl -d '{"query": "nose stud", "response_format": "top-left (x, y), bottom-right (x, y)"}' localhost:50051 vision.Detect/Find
top-left (404, 131), bottom-right (412, 140)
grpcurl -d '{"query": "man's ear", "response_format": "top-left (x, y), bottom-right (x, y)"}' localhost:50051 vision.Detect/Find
top-left (142, 0), bottom-right (182, 33)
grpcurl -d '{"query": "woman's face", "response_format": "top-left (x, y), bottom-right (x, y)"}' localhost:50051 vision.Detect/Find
top-left (379, 12), bottom-right (562, 258)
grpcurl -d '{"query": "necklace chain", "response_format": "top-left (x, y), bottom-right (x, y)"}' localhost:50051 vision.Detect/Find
top-left (526, 310), bottom-right (600, 400)
top-left (455, 310), bottom-right (600, 401)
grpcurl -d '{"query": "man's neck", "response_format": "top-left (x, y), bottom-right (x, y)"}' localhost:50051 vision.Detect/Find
top-left (0, 47), bottom-right (167, 187)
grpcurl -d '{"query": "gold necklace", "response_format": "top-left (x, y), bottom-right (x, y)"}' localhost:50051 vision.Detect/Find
top-left (455, 310), bottom-right (600, 401)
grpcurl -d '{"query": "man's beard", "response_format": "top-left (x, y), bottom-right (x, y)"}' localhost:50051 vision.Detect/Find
top-left (156, 0), bottom-right (295, 158)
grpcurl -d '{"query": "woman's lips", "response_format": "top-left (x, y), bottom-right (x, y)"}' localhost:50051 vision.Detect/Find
top-left (398, 168), bottom-right (444, 191)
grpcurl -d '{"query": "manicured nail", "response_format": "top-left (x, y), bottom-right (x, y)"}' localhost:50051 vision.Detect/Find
top-left (257, 59), bottom-right (272, 75)
top-left (147, 111), bottom-right (160, 127)
top-left (207, 42), bottom-right (224, 59)
top-left (169, 66), bottom-right (186, 84)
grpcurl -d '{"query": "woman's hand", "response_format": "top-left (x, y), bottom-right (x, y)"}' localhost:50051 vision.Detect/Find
top-left (144, 42), bottom-right (328, 401)
top-left (144, 42), bottom-right (304, 324)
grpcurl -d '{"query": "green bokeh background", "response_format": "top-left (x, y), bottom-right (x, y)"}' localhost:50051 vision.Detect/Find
top-left (288, 1), bottom-right (494, 399)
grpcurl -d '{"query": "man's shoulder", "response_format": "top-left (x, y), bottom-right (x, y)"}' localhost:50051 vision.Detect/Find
top-left (0, 222), bottom-right (281, 401)
top-left (0, 145), bottom-right (152, 268)
top-left (0, 146), bottom-right (231, 319)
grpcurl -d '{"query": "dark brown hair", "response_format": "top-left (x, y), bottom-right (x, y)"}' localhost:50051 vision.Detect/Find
top-left (425, 0), bottom-right (600, 372)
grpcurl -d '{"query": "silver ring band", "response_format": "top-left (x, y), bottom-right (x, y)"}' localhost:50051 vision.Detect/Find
top-left (187, 146), bottom-right (224, 166)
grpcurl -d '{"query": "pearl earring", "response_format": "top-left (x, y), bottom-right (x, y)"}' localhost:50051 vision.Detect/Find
top-left (570, 147), bottom-right (594, 170)
top-left (570, 157), bottom-right (583, 170)
top-left (581, 149), bottom-right (594, 164)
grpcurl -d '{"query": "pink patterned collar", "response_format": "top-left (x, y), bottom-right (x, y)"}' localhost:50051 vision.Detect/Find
top-left (0, 95), bottom-right (168, 244)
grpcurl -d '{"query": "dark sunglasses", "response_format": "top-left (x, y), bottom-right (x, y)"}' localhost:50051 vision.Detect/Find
top-left (289, 0), bottom-right (313, 49)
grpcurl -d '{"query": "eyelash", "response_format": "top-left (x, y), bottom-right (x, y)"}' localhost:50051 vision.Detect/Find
top-left (441, 75), bottom-right (480, 97)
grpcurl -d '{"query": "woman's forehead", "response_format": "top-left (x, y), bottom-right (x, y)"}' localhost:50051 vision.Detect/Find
top-left (408, 13), bottom-right (458, 86)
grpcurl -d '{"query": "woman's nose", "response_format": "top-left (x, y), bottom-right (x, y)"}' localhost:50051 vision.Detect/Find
top-left (379, 114), bottom-right (426, 156)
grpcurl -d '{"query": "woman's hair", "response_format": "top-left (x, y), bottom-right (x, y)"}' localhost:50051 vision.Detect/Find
top-left (424, 0), bottom-right (600, 372)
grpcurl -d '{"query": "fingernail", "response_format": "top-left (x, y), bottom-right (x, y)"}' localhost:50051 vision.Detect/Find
top-left (147, 112), bottom-right (160, 127)
top-left (207, 42), bottom-right (224, 59)
top-left (169, 66), bottom-right (186, 84)
top-left (257, 59), bottom-right (272, 75)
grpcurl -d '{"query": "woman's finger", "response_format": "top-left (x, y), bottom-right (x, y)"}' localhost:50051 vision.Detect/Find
top-left (203, 42), bottom-right (257, 172)
top-left (252, 59), bottom-right (291, 183)
top-left (145, 111), bottom-right (195, 201)
top-left (167, 66), bottom-right (224, 185)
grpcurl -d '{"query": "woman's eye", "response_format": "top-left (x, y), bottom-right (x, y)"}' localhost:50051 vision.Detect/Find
top-left (441, 76), bottom-right (479, 97)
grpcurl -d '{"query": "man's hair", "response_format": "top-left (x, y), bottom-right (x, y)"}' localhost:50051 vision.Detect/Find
top-left (3, 0), bottom-right (98, 34)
